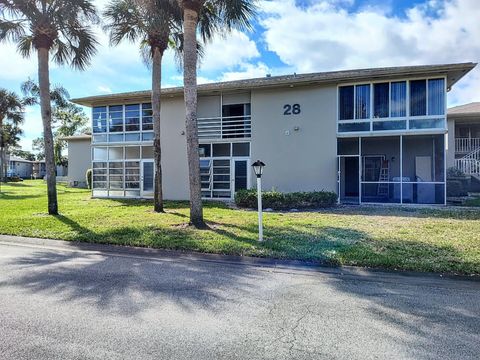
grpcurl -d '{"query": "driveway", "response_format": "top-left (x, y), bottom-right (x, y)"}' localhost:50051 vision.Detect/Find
top-left (0, 237), bottom-right (479, 360)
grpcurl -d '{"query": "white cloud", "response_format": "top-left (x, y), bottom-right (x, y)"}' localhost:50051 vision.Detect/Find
top-left (199, 29), bottom-right (260, 72)
top-left (220, 62), bottom-right (271, 82)
top-left (259, 0), bottom-right (480, 105)
top-left (97, 85), bottom-right (113, 94)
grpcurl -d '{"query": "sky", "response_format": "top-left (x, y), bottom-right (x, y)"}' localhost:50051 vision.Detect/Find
top-left (1, 0), bottom-right (480, 152)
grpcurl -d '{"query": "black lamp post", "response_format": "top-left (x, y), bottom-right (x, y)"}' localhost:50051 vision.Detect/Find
top-left (251, 160), bottom-right (265, 241)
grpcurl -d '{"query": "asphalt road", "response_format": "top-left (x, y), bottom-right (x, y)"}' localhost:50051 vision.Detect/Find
top-left (0, 238), bottom-right (479, 360)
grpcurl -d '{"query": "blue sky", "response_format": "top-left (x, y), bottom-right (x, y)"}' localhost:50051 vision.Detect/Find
top-left (1, 0), bottom-right (479, 151)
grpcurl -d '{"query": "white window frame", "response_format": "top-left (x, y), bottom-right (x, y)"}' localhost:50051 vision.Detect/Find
top-left (336, 76), bottom-right (447, 137)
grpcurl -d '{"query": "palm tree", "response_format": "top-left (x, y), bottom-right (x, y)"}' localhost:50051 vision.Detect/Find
top-left (104, 0), bottom-right (182, 213)
top-left (0, 0), bottom-right (99, 215)
top-left (176, 0), bottom-right (257, 228)
top-left (0, 89), bottom-right (24, 184)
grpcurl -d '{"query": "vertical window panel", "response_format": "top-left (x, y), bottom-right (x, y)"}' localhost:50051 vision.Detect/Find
top-left (92, 107), bottom-right (107, 133)
top-left (410, 80), bottom-right (427, 116)
top-left (355, 84), bottom-right (370, 119)
top-left (339, 86), bottom-right (354, 120)
top-left (373, 83), bottom-right (389, 118)
top-left (428, 78), bottom-right (445, 115)
top-left (390, 81), bottom-right (407, 117)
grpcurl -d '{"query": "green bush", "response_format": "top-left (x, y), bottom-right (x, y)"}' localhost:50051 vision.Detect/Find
top-left (86, 169), bottom-right (92, 190)
top-left (447, 167), bottom-right (465, 178)
top-left (447, 180), bottom-right (468, 197)
top-left (235, 189), bottom-right (337, 210)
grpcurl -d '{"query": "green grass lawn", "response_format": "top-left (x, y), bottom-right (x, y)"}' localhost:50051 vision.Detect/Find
top-left (1, 180), bottom-right (479, 275)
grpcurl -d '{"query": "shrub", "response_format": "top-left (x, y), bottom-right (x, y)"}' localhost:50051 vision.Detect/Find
top-left (447, 167), bottom-right (465, 178)
top-left (447, 180), bottom-right (468, 197)
top-left (86, 169), bottom-right (92, 190)
top-left (235, 189), bottom-right (337, 210)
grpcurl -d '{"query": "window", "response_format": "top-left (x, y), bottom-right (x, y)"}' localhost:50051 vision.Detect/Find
top-left (93, 147), bottom-right (108, 161)
top-left (428, 79), bottom-right (445, 115)
top-left (232, 143), bottom-right (250, 157)
top-left (222, 104), bottom-right (250, 117)
top-left (212, 143), bottom-right (230, 157)
top-left (109, 162), bottom-right (124, 190)
top-left (339, 86), bottom-right (354, 120)
top-left (142, 103), bottom-right (153, 131)
top-left (125, 146), bottom-right (140, 159)
top-left (142, 146), bottom-right (154, 159)
top-left (125, 104), bottom-right (140, 131)
top-left (391, 81), bottom-right (406, 117)
top-left (373, 83), bottom-right (389, 118)
top-left (109, 105), bottom-right (123, 132)
top-left (92, 162), bottom-right (107, 189)
top-left (93, 107), bottom-right (107, 133)
top-left (355, 84), bottom-right (370, 119)
top-left (410, 80), bottom-right (427, 116)
top-left (108, 147), bottom-right (123, 160)
top-left (199, 144), bottom-right (211, 157)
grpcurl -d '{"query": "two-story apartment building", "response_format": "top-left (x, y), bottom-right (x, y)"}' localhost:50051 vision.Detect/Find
top-left (71, 62), bottom-right (476, 205)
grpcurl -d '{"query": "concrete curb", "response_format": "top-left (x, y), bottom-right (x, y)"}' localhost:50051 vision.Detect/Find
top-left (1, 234), bottom-right (479, 288)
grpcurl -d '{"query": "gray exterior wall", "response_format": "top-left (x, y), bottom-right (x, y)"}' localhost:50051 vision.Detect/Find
top-left (67, 138), bottom-right (92, 187)
top-left (447, 118), bottom-right (455, 169)
top-left (251, 84), bottom-right (337, 193)
top-left (159, 97), bottom-right (189, 200)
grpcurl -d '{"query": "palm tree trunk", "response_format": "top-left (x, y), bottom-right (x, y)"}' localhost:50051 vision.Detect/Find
top-left (37, 47), bottom-right (58, 215)
top-left (183, 7), bottom-right (205, 228)
top-left (152, 46), bottom-right (164, 213)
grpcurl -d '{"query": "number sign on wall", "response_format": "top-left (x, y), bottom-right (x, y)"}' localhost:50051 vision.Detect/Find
top-left (283, 104), bottom-right (301, 115)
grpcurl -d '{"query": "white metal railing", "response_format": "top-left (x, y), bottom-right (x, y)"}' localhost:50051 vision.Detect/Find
top-left (455, 158), bottom-right (480, 175)
top-left (198, 116), bottom-right (251, 139)
top-left (455, 138), bottom-right (480, 153)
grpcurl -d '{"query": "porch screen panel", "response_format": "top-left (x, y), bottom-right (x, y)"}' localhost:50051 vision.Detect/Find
top-left (373, 83), bottom-right (389, 118)
top-left (428, 79), bottom-right (445, 115)
top-left (355, 84), bottom-right (370, 119)
top-left (109, 105), bottom-right (123, 132)
top-left (339, 86), bottom-right (354, 120)
top-left (410, 80), bottom-right (427, 116)
top-left (390, 81), bottom-right (406, 117)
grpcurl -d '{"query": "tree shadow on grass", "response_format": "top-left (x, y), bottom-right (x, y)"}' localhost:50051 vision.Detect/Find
top-left (0, 191), bottom-right (43, 200)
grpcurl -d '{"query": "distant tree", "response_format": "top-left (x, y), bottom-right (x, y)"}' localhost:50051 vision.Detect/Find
top-left (0, 88), bottom-right (24, 183)
top-left (32, 103), bottom-right (90, 167)
top-left (9, 149), bottom-right (36, 162)
top-left (0, 0), bottom-right (99, 214)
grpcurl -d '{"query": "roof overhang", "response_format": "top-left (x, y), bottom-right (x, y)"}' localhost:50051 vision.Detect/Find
top-left (71, 62), bottom-right (477, 107)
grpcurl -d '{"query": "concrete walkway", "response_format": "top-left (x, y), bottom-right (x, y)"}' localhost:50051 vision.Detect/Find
top-left (0, 235), bottom-right (479, 359)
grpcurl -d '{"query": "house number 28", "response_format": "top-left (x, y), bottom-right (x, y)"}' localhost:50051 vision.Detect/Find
top-left (283, 104), bottom-right (301, 115)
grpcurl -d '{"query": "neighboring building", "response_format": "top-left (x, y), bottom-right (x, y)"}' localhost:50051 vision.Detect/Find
top-left (6, 155), bottom-right (33, 178)
top-left (71, 62), bottom-right (476, 205)
top-left (32, 160), bottom-right (67, 179)
top-left (32, 160), bottom-right (46, 178)
top-left (447, 102), bottom-right (480, 176)
top-left (63, 134), bottom-right (92, 187)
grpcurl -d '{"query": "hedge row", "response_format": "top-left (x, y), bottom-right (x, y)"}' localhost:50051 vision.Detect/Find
top-left (235, 189), bottom-right (337, 210)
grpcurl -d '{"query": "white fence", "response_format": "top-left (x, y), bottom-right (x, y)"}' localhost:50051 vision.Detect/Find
top-left (198, 116), bottom-right (251, 140)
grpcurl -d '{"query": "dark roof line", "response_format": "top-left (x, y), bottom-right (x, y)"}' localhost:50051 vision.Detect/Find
top-left (71, 62), bottom-right (476, 107)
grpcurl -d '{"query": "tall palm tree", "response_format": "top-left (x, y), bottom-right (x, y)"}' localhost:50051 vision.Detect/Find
top-left (104, 0), bottom-right (182, 213)
top-left (0, 89), bottom-right (24, 184)
top-left (0, 0), bottom-right (99, 215)
top-left (176, 0), bottom-right (257, 228)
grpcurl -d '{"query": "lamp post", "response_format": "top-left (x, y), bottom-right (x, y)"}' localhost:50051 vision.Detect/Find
top-left (251, 160), bottom-right (265, 242)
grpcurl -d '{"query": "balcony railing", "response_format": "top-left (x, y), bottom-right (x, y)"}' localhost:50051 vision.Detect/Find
top-left (455, 138), bottom-right (480, 153)
top-left (198, 116), bottom-right (251, 140)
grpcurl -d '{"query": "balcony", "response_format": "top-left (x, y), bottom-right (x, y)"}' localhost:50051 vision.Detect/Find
top-left (455, 138), bottom-right (480, 154)
top-left (197, 116), bottom-right (252, 140)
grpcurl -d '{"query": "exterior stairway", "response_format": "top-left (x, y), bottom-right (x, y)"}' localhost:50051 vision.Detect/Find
top-left (455, 147), bottom-right (480, 178)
